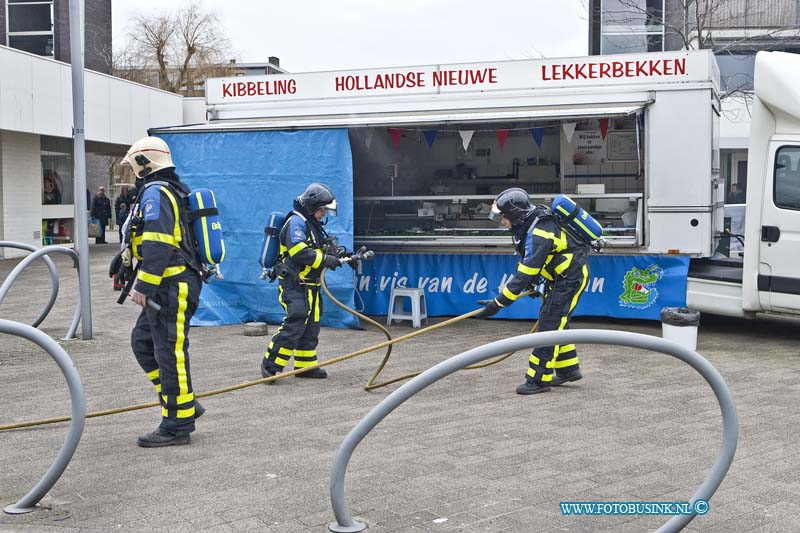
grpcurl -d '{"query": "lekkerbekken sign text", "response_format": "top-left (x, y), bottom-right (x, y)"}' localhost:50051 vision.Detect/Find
top-left (208, 50), bottom-right (713, 105)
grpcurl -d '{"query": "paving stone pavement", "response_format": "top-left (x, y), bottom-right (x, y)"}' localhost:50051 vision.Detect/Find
top-left (0, 244), bottom-right (799, 532)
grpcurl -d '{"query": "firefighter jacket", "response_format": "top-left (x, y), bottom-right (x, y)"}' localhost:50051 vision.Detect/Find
top-left (131, 171), bottom-right (201, 296)
top-left (278, 206), bottom-right (331, 283)
top-left (496, 206), bottom-right (589, 307)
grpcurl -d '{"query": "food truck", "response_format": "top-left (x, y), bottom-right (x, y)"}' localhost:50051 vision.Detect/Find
top-left (150, 50), bottom-right (799, 326)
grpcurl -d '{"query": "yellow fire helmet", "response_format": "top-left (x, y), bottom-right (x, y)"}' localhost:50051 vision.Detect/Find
top-left (121, 136), bottom-right (175, 179)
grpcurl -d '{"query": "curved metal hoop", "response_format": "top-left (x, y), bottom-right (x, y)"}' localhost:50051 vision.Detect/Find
top-left (0, 246), bottom-right (82, 340)
top-left (1, 319), bottom-right (86, 514)
top-left (329, 330), bottom-right (738, 533)
top-left (0, 242), bottom-right (60, 328)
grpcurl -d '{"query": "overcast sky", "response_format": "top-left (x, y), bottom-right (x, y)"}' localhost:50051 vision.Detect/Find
top-left (111, 0), bottom-right (589, 72)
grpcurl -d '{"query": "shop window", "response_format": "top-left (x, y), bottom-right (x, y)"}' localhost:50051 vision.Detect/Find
top-left (599, 0), bottom-right (663, 55)
top-left (6, 0), bottom-right (54, 58)
top-left (41, 136), bottom-right (74, 205)
top-left (42, 219), bottom-right (73, 245)
top-left (601, 0), bottom-right (663, 30)
top-left (716, 54), bottom-right (755, 93)
top-left (601, 33), bottom-right (663, 54)
top-left (7, 2), bottom-right (52, 32)
top-left (351, 116), bottom-right (645, 247)
top-left (774, 146), bottom-right (800, 210)
top-left (8, 35), bottom-right (53, 56)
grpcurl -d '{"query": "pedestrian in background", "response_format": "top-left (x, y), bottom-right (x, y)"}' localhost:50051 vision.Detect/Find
top-left (116, 202), bottom-right (129, 243)
top-left (90, 186), bottom-right (112, 244)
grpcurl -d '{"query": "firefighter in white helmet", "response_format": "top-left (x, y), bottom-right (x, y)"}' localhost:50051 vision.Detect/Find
top-left (120, 136), bottom-right (206, 447)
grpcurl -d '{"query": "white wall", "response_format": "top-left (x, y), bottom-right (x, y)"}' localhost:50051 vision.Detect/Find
top-left (183, 97), bottom-right (207, 125)
top-left (647, 90), bottom-right (714, 207)
top-left (0, 131), bottom-right (42, 257)
top-left (0, 45), bottom-right (183, 146)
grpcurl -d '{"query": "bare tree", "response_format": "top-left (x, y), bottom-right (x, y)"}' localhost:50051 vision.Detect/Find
top-left (113, 1), bottom-right (237, 96)
top-left (594, 0), bottom-right (799, 53)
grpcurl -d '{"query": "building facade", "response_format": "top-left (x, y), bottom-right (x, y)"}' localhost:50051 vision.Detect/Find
top-left (1, 0), bottom-right (111, 73)
top-left (588, 0), bottom-right (800, 201)
top-left (0, 44), bottom-right (186, 256)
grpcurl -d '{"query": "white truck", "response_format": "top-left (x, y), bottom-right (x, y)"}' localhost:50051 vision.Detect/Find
top-left (687, 51), bottom-right (800, 318)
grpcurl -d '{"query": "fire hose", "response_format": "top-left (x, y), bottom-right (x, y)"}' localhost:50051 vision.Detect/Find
top-left (0, 266), bottom-right (537, 432)
top-left (321, 271), bottom-right (538, 391)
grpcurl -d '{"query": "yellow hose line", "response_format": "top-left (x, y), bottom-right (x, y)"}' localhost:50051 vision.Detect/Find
top-left (0, 268), bottom-right (536, 432)
top-left (319, 272), bottom-right (537, 391)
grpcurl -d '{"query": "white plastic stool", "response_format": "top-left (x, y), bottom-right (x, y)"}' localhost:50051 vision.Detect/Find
top-left (386, 287), bottom-right (428, 328)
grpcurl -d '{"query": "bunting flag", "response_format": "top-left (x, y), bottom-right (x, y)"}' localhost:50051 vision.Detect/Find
top-left (495, 129), bottom-right (509, 150)
top-left (563, 122), bottom-right (576, 144)
top-left (389, 128), bottom-right (403, 150)
top-left (423, 130), bottom-right (438, 149)
top-left (529, 127), bottom-right (543, 148)
top-left (459, 130), bottom-right (474, 151)
top-left (599, 118), bottom-right (609, 140)
top-left (365, 128), bottom-right (374, 150)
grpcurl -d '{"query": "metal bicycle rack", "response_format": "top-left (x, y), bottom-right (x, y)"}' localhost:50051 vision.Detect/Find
top-left (0, 242), bottom-right (60, 329)
top-left (0, 244), bottom-right (83, 340)
top-left (1, 319), bottom-right (86, 514)
top-left (328, 329), bottom-right (738, 533)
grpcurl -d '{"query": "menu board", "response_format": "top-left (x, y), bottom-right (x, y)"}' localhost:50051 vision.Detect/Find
top-left (607, 131), bottom-right (639, 161)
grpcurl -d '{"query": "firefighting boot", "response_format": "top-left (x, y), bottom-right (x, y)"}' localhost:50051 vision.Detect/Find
top-left (137, 429), bottom-right (190, 448)
top-left (295, 366), bottom-right (328, 379)
top-left (550, 368), bottom-right (583, 387)
top-left (261, 360), bottom-right (282, 383)
top-left (515, 380), bottom-right (551, 395)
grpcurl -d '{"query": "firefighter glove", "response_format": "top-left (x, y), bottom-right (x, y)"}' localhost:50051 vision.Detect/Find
top-left (476, 298), bottom-right (502, 319)
top-left (323, 254), bottom-right (342, 270)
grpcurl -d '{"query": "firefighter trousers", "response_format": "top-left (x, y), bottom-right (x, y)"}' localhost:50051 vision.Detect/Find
top-left (131, 272), bottom-right (201, 435)
top-left (526, 264), bottom-right (590, 385)
top-left (264, 279), bottom-right (322, 371)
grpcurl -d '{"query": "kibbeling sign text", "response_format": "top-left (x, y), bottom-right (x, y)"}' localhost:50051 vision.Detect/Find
top-left (221, 79), bottom-right (298, 97)
top-left (540, 58), bottom-right (687, 82)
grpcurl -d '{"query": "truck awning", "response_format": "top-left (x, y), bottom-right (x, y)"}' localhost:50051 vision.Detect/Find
top-left (151, 101), bottom-right (650, 133)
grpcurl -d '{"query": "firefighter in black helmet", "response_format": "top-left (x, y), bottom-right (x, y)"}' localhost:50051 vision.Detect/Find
top-left (477, 187), bottom-right (590, 395)
top-left (260, 183), bottom-right (344, 380)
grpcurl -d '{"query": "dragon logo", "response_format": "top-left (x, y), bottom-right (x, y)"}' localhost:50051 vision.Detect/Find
top-left (619, 265), bottom-right (663, 309)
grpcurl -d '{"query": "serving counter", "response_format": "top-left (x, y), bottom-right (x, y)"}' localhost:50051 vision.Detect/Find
top-left (354, 193), bottom-right (644, 253)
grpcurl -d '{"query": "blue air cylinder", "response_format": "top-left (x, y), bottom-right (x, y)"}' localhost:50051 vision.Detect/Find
top-left (188, 188), bottom-right (225, 266)
top-left (259, 211), bottom-right (285, 270)
top-left (551, 194), bottom-right (603, 243)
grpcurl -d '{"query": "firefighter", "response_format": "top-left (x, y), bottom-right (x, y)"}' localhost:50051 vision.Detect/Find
top-left (260, 183), bottom-right (344, 380)
top-left (477, 188), bottom-right (590, 395)
top-left (122, 136), bottom-right (205, 447)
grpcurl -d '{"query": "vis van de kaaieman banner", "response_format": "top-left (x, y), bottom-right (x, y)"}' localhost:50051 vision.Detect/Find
top-left (355, 253), bottom-right (689, 321)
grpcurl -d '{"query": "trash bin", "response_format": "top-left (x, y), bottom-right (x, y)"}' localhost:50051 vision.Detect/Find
top-left (661, 307), bottom-right (700, 351)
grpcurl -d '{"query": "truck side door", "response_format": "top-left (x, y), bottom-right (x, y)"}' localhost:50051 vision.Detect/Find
top-left (758, 143), bottom-right (800, 312)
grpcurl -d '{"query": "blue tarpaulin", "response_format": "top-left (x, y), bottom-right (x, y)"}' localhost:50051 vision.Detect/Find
top-left (156, 129), bottom-right (359, 329)
top-left (356, 253), bottom-right (689, 321)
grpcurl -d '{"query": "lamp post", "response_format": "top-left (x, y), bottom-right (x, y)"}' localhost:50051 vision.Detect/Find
top-left (68, 0), bottom-right (92, 339)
